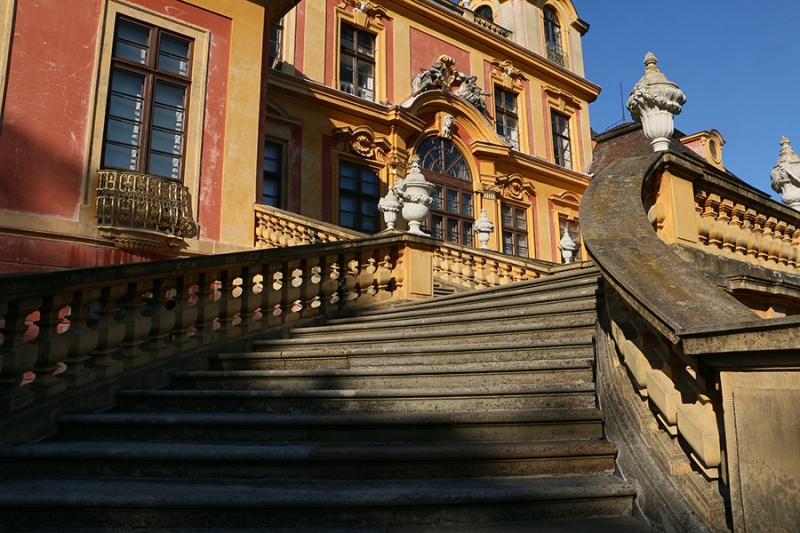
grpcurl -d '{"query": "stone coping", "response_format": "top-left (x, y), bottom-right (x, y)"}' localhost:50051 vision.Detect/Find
top-left (582, 150), bottom-right (800, 363)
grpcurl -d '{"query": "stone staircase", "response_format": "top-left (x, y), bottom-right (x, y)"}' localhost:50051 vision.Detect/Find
top-left (0, 266), bottom-right (657, 532)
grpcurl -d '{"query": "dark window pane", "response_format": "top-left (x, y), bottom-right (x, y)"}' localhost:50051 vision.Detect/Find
top-left (111, 69), bottom-right (145, 98)
top-left (341, 176), bottom-right (358, 191)
top-left (106, 118), bottom-right (140, 145)
top-left (340, 212), bottom-right (356, 228)
top-left (104, 143), bottom-right (138, 170)
top-left (154, 81), bottom-right (186, 108)
top-left (151, 129), bottom-right (183, 155)
top-left (158, 34), bottom-right (191, 76)
top-left (148, 152), bottom-right (180, 179)
top-left (340, 195), bottom-right (358, 213)
top-left (108, 92), bottom-right (144, 123)
top-left (115, 21), bottom-right (150, 64)
top-left (340, 162), bottom-right (357, 179)
top-left (357, 32), bottom-right (374, 56)
top-left (502, 206), bottom-right (512, 227)
top-left (341, 24), bottom-right (355, 50)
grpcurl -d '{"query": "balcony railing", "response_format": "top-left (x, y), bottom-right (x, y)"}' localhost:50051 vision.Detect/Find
top-left (96, 171), bottom-right (197, 254)
top-left (546, 43), bottom-right (568, 69)
top-left (472, 15), bottom-right (512, 39)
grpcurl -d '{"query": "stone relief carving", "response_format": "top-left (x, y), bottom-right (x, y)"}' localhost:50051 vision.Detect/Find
top-left (333, 126), bottom-right (390, 160)
top-left (771, 137), bottom-right (800, 211)
top-left (440, 114), bottom-right (455, 139)
top-left (411, 55), bottom-right (458, 96)
top-left (455, 74), bottom-right (489, 115)
top-left (490, 59), bottom-right (526, 89)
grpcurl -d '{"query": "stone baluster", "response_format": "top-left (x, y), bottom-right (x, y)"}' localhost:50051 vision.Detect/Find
top-left (143, 278), bottom-right (178, 358)
top-left (439, 248), bottom-right (453, 282)
top-left (237, 266), bottom-right (262, 333)
top-left (343, 256), bottom-right (360, 305)
top-left (0, 298), bottom-right (40, 411)
top-left (88, 284), bottom-right (127, 378)
top-left (462, 255), bottom-right (475, 288)
top-left (763, 217), bottom-right (779, 264)
top-left (356, 254), bottom-right (378, 306)
top-left (170, 273), bottom-right (200, 350)
top-left (255, 213), bottom-right (268, 249)
top-left (718, 199), bottom-right (736, 254)
top-left (216, 268), bottom-right (244, 338)
top-left (61, 288), bottom-right (100, 388)
top-left (472, 256), bottom-right (487, 287)
top-left (375, 253), bottom-right (394, 302)
top-left (743, 209), bottom-right (759, 261)
top-left (790, 227), bottom-right (800, 268)
top-left (30, 293), bottom-right (71, 399)
top-left (774, 221), bottom-right (790, 267)
top-left (299, 258), bottom-right (321, 318)
top-left (262, 263), bottom-right (285, 327)
top-left (731, 204), bottom-right (749, 257)
top-left (695, 190), bottom-right (710, 246)
top-left (116, 281), bottom-right (152, 368)
top-left (193, 272), bottom-right (221, 344)
top-left (486, 260), bottom-right (500, 286)
top-left (753, 214), bottom-right (768, 262)
top-left (431, 248), bottom-right (443, 278)
top-left (450, 251), bottom-right (465, 287)
top-left (498, 263), bottom-right (513, 285)
top-left (782, 224), bottom-right (797, 268)
top-left (281, 262), bottom-right (303, 320)
top-left (277, 219), bottom-right (289, 247)
top-left (323, 259), bottom-right (343, 311)
top-left (389, 247), bottom-right (405, 299)
top-left (703, 194), bottom-right (723, 249)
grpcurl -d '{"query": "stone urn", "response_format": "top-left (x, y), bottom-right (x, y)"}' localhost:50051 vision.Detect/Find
top-left (473, 208), bottom-right (495, 249)
top-left (557, 229), bottom-right (578, 264)
top-left (627, 53), bottom-right (686, 152)
top-left (377, 187), bottom-right (402, 230)
top-left (395, 155), bottom-right (435, 236)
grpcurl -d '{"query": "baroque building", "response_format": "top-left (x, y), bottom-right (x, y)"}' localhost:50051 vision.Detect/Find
top-left (0, 0), bottom-right (597, 273)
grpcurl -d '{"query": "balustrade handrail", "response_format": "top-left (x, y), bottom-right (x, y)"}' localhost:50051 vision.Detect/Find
top-left (581, 149), bottom-right (800, 532)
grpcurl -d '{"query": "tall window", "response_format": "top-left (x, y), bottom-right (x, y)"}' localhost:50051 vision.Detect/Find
top-left (502, 204), bottom-right (529, 257)
top-left (543, 6), bottom-right (567, 68)
top-left (339, 23), bottom-right (375, 101)
top-left (102, 17), bottom-right (193, 181)
top-left (495, 89), bottom-right (519, 150)
top-left (551, 111), bottom-right (572, 169)
top-left (262, 142), bottom-right (282, 207)
top-left (418, 137), bottom-right (475, 246)
top-left (339, 161), bottom-right (380, 233)
top-left (269, 19), bottom-right (283, 69)
top-left (559, 216), bottom-right (581, 262)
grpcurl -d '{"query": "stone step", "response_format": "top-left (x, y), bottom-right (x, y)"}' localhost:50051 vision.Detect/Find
top-left (56, 408), bottom-right (605, 444)
top-left (211, 338), bottom-right (595, 371)
top-left (116, 382), bottom-right (597, 414)
top-left (0, 475), bottom-right (637, 530)
top-left (359, 267), bottom-right (600, 318)
top-left (253, 313), bottom-right (597, 352)
top-left (297, 293), bottom-right (598, 335)
top-left (0, 439), bottom-right (618, 480)
top-left (172, 359), bottom-right (594, 391)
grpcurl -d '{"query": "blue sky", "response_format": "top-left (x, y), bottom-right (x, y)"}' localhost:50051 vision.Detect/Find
top-left (573, 1), bottom-right (800, 198)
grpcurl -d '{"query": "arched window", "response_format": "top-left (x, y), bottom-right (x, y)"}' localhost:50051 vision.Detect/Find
top-left (417, 137), bottom-right (475, 246)
top-left (543, 6), bottom-right (567, 68)
top-left (417, 137), bottom-right (472, 182)
top-left (475, 5), bottom-right (493, 21)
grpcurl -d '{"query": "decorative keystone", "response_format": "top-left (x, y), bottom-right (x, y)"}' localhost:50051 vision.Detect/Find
top-left (771, 137), bottom-right (800, 211)
top-left (473, 208), bottom-right (495, 249)
top-left (627, 53), bottom-right (686, 152)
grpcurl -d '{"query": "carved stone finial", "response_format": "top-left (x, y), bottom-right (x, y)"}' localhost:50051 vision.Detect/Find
top-left (473, 208), bottom-right (495, 249)
top-left (771, 137), bottom-right (800, 211)
top-left (627, 53), bottom-right (686, 152)
top-left (557, 228), bottom-right (578, 264)
top-left (394, 155), bottom-right (435, 236)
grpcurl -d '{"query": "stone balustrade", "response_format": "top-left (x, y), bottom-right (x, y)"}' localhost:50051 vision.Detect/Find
top-left (0, 234), bottom-right (441, 416)
top-left (583, 151), bottom-right (800, 532)
top-left (644, 152), bottom-right (800, 275)
top-left (254, 204), bottom-right (368, 249)
top-left (432, 243), bottom-right (555, 289)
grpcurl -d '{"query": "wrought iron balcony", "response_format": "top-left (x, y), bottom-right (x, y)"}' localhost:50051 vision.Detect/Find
top-left (95, 170), bottom-right (197, 255)
top-left (546, 43), bottom-right (569, 69)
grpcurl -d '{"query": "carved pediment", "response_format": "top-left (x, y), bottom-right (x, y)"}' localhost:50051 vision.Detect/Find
top-left (490, 59), bottom-right (527, 89)
top-left (333, 125), bottom-right (391, 160)
top-left (495, 174), bottom-right (536, 201)
top-left (341, 0), bottom-right (388, 27)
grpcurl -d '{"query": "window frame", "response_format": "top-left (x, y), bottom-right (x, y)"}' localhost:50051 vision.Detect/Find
top-left (551, 110), bottom-right (572, 170)
top-left (338, 21), bottom-right (376, 102)
top-left (87, 1), bottom-right (209, 227)
top-left (101, 16), bottom-right (194, 182)
top-left (261, 140), bottom-right (284, 208)
top-left (269, 18), bottom-right (283, 69)
top-left (543, 5), bottom-right (568, 68)
top-left (494, 87), bottom-right (520, 151)
top-left (501, 203), bottom-right (529, 258)
top-left (337, 159), bottom-right (382, 234)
